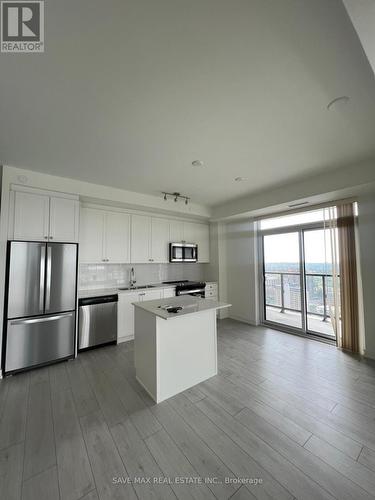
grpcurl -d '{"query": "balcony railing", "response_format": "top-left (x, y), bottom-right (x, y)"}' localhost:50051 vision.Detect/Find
top-left (265, 271), bottom-right (339, 321)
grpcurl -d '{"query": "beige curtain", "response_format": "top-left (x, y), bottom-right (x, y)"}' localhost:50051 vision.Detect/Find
top-left (336, 203), bottom-right (359, 352)
top-left (326, 207), bottom-right (341, 343)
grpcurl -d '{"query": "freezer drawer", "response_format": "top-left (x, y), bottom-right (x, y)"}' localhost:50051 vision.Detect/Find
top-left (5, 312), bottom-right (75, 373)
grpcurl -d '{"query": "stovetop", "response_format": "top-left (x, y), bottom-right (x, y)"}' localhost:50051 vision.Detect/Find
top-left (162, 280), bottom-right (189, 285)
top-left (175, 281), bottom-right (206, 290)
top-left (162, 280), bottom-right (205, 290)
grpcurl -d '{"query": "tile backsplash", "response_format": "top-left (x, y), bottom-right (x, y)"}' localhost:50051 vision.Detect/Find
top-left (79, 263), bottom-right (206, 290)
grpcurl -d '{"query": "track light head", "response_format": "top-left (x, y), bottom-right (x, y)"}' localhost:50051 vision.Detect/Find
top-left (162, 191), bottom-right (190, 205)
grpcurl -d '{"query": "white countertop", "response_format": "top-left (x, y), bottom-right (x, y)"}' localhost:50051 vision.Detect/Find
top-left (78, 283), bottom-right (176, 299)
top-left (133, 295), bottom-right (231, 320)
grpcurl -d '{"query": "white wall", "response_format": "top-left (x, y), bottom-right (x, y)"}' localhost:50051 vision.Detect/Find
top-left (357, 193), bottom-right (375, 359)
top-left (223, 220), bottom-right (259, 325)
top-left (343, 0), bottom-right (375, 77)
top-left (204, 222), bottom-right (229, 319)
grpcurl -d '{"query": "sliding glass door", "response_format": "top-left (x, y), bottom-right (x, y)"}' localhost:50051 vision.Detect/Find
top-left (304, 229), bottom-right (337, 338)
top-left (263, 232), bottom-right (303, 330)
top-left (262, 223), bottom-right (338, 340)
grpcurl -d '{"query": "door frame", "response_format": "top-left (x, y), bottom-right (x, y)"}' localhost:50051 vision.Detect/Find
top-left (258, 221), bottom-right (337, 343)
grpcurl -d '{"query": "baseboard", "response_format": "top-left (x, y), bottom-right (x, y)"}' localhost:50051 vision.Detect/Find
top-left (364, 349), bottom-right (375, 361)
top-left (229, 314), bottom-right (258, 326)
top-left (117, 335), bottom-right (134, 344)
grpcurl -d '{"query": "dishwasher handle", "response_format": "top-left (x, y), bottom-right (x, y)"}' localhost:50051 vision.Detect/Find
top-left (79, 294), bottom-right (118, 307)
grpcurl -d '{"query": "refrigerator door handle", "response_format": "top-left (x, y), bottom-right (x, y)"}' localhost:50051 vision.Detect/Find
top-left (10, 312), bottom-right (74, 326)
top-left (45, 245), bottom-right (52, 311)
top-left (39, 245), bottom-right (46, 312)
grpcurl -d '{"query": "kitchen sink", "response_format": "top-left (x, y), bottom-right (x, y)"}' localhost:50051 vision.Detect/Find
top-left (118, 285), bottom-right (156, 291)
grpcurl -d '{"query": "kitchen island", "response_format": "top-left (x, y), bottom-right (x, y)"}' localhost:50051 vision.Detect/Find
top-left (133, 295), bottom-right (231, 403)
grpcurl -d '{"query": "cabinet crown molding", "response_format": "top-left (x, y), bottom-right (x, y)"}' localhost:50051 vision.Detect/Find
top-left (11, 183), bottom-right (79, 201)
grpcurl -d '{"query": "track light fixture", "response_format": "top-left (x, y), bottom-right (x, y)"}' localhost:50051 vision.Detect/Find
top-left (162, 192), bottom-right (190, 205)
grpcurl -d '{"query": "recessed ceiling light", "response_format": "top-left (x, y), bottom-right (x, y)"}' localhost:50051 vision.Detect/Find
top-left (234, 176), bottom-right (248, 182)
top-left (327, 96), bottom-right (350, 111)
top-left (192, 160), bottom-right (204, 167)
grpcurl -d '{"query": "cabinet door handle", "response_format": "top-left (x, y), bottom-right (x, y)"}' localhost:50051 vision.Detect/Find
top-left (49, 236), bottom-right (53, 239)
top-left (44, 236), bottom-right (48, 239)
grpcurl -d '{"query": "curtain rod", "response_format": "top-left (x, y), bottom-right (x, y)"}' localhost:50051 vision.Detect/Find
top-left (251, 197), bottom-right (357, 223)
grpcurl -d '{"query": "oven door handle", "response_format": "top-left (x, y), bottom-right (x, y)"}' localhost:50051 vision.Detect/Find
top-left (177, 289), bottom-right (204, 295)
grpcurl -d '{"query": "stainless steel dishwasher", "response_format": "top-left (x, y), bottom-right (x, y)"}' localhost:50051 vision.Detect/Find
top-left (78, 294), bottom-right (118, 350)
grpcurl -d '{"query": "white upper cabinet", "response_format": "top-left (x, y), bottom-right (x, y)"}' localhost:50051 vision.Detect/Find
top-left (131, 216), bottom-right (171, 263)
top-left (79, 208), bottom-right (105, 263)
top-left (11, 189), bottom-right (79, 243)
top-left (169, 220), bottom-right (184, 243)
top-left (131, 215), bottom-right (151, 263)
top-left (151, 218), bottom-right (170, 263)
top-left (105, 212), bottom-right (131, 263)
top-left (80, 207), bottom-right (130, 263)
top-left (170, 220), bottom-right (210, 262)
top-left (195, 223), bottom-right (210, 263)
top-left (49, 196), bottom-right (79, 243)
top-left (13, 191), bottom-right (50, 241)
top-left (183, 222), bottom-right (197, 243)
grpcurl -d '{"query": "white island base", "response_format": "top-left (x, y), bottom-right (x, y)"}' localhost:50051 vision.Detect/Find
top-left (134, 296), bottom-right (230, 403)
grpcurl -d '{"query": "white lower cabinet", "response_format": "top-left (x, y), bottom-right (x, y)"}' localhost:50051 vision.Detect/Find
top-left (117, 288), bottom-right (163, 342)
top-left (163, 288), bottom-right (175, 298)
top-left (117, 291), bottom-right (139, 342)
top-left (205, 282), bottom-right (218, 300)
top-left (142, 289), bottom-right (163, 301)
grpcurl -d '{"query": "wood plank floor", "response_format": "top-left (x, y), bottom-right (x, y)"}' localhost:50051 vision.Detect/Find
top-left (1, 318), bottom-right (375, 500)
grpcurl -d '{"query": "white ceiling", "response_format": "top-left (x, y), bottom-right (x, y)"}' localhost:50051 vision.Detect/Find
top-left (1, 0), bottom-right (375, 207)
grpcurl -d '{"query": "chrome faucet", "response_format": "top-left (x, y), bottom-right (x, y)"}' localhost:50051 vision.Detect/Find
top-left (130, 267), bottom-right (136, 288)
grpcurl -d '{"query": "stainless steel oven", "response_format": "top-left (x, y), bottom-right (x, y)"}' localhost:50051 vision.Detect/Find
top-left (176, 281), bottom-right (206, 297)
top-left (169, 242), bottom-right (198, 262)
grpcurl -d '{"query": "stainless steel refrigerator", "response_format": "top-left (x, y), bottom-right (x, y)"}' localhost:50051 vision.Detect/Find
top-left (3, 241), bottom-right (78, 374)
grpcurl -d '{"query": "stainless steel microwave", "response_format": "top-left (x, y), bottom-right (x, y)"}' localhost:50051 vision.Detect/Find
top-left (169, 243), bottom-right (198, 262)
